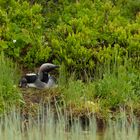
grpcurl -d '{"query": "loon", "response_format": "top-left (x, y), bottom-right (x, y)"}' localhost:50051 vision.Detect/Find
top-left (19, 63), bottom-right (59, 89)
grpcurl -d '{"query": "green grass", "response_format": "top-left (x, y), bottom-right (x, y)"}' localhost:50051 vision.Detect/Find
top-left (57, 56), bottom-right (140, 115)
top-left (0, 52), bottom-right (22, 112)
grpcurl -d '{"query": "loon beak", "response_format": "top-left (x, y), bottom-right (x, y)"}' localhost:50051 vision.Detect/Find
top-left (48, 65), bottom-right (59, 72)
top-left (54, 65), bottom-right (59, 68)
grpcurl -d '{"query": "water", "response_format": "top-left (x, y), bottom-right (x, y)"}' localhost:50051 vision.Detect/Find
top-left (0, 107), bottom-right (139, 140)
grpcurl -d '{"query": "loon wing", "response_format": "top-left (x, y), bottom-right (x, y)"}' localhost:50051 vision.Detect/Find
top-left (25, 73), bottom-right (38, 83)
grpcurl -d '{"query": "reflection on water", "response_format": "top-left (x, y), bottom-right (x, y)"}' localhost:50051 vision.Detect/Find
top-left (96, 131), bottom-right (105, 140)
top-left (0, 108), bottom-right (139, 140)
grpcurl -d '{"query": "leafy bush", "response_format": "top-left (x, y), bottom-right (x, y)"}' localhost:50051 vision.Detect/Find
top-left (44, 0), bottom-right (140, 74)
top-left (0, 1), bottom-right (50, 67)
top-left (0, 0), bottom-right (140, 74)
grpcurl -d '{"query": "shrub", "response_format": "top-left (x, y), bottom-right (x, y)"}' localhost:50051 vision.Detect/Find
top-left (44, 0), bottom-right (140, 75)
top-left (0, 0), bottom-right (140, 75)
top-left (0, 1), bottom-right (50, 67)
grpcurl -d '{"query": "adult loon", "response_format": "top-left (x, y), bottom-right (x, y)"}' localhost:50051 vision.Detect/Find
top-left (19, 63), bottom-right (59, 89)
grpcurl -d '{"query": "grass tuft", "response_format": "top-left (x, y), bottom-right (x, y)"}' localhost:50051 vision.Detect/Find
top-left (0, 52), bottom-right (22, 112)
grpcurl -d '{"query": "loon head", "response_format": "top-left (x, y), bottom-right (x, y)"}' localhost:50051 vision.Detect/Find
top-left (38, 63), bottom-right (59, 82)
top-left (39, 63), bottom-right (59, 73)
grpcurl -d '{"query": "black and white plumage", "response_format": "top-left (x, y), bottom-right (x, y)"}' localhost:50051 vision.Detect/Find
top-left (19, 63), bottom-right (59, 89)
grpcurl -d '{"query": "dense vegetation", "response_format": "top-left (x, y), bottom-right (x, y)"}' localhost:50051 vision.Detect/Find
top-left (0, 0), bottom-right (140, 117)
top-left (0, 53), bottom-right (22, 112)
top-left (1, 0), bottom-right (140, 70)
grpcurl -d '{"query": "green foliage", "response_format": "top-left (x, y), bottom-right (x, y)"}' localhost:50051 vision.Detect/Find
top-left (1, 0), bottom-right (140, 71)
top-left (0, 0), bottom-right (140, 113)
top-left (94, 61), bottom-right (140, 109)
top-left (61, 77), bottom-right (95, 105)
top-left (0, 1), bottom-right (50, 67)
top-left (0, 53), bottom-right (22, 112)
top-left (117, 0), bottom-right (140, 19)
top-left (44, 0), bottom-right (140, 74)
top-left (58, 53), bottom-right (140, 109)
top-left (58, 64), bottom-right (95, 106)
top-left (95, 71), bottom-right (134, 108)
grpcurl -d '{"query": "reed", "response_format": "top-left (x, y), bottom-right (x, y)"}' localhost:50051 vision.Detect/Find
top-left (0, 105), bottom-right (139, 140)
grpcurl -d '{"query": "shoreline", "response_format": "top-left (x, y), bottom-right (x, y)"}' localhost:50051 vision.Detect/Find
top-left (20, 88), bottom-right (139, 130)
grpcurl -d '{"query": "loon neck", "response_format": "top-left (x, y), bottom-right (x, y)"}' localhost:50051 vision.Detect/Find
top-left (41, 72), bottom-right (49, 83)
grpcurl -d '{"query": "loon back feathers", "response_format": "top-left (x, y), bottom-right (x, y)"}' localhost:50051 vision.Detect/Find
top-left (24, 73), bottom-right (38, 83)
